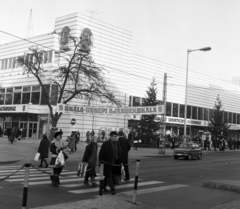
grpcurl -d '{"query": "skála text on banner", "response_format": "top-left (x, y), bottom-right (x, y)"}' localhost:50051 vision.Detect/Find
top-left (56, 104), bottom-right (164, 115)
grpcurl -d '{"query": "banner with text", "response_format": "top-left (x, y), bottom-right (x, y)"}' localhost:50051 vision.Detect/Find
top-left (57, 103), bottom-right (164, 115)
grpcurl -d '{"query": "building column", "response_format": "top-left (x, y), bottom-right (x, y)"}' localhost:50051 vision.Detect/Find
top-left (36, 114), bottom-right (40, 139)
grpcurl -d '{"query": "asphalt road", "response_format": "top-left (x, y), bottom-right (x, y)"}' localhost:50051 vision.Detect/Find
top-left (1, 151), bottom-right (240, 209)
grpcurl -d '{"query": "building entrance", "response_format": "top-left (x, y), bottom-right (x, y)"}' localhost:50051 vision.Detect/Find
top-left (28, 123), bottom-right (37, 138)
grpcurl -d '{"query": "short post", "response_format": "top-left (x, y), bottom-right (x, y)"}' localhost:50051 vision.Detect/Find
top-left (132, 159), bottom-right (140, 204)
top-left (22, 163), bottom-right (30, 209)
top-left (99, 163), bottom-right (104, 209)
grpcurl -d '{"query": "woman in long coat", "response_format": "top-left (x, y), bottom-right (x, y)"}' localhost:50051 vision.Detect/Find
top-left (49, 131), bottom-right (67, 186)
top-left (38, 134), bottom-right (50, 167)
top-left (10, 126), bottom-right (16, 144)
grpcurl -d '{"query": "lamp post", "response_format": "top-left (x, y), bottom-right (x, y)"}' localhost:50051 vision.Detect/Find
top-left (183, 47), bottom-right (211, 141)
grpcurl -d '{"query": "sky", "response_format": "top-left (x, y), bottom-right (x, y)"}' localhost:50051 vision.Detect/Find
top-left (0, 0), bottom-right (240, 83)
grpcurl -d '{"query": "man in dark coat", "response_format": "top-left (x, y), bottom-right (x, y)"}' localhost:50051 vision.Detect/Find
top-left (38, 134), bottom-right (50, 167)
top-left (99, 131), bottom-right (122, 195)
top-left (118, 130), bottom-right (131, 181)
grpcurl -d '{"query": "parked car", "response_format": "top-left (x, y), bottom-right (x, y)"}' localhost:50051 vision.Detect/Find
top-left (174, 142), bottom-right (202, 160)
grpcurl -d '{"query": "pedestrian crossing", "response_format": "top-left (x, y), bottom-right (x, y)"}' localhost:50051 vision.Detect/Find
top-left (0, 165), bottom-right (189, 196)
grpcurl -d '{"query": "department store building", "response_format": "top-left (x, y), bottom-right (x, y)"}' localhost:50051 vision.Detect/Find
top-left (0, 12), bottom-right (240, 140)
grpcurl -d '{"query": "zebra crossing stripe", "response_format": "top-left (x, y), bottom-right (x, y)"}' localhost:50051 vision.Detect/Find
top-left (4, 171), bottom-right (76, 179)
top-left (62, 178), bottom-right (137, 188)
top-left (122, 184), bottom-right (189, 195)
top-left (69, 181), bottom-right (164, 194)
top-left (0, 168), bottom-right (53, 174)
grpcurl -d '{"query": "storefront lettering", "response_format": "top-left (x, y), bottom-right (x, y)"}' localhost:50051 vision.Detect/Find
top-left (167, 117), bottom-right (207, 126)
top-left (0, 106), bottom-right (16, 111)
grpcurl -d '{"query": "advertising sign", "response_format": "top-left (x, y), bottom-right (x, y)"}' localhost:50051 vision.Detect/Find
top-left (0, 105), bottom-right (29, 113)
top-left (166, 117), bottom-right (208, 127)
top-left (57, 104), bottom-right (164, 116)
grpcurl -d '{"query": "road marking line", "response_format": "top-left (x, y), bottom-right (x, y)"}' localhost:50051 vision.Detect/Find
top-left (4, 171), bottom-right (76, 179)
top-left (0, 168), bottom-right (53, 173)
top-left (69, 181), bottom-right (164, 194)
top-left (122, 184), bottom-right (189, 195)
top-left (62, 178), bottom-right (138, 188)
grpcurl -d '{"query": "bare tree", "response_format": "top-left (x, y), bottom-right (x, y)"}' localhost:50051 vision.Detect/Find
top-left (17, 36), bottom-right (120, 140)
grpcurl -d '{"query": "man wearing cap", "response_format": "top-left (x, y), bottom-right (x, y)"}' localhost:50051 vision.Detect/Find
top-left (99, 131), bottom-right (122, 195)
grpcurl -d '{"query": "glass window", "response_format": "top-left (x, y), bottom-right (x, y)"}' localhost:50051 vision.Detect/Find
top-left (31, 92), bottom-right (40, 104)
top-left (5, 93), bottom-right (13, 104)
top-left (8, 58), bottom-right (12, 69)
top-left (6, 88), bottom-right (13, 93)
top-left (180, 104), bottom-right (185, 118)
top-left (14, 87), bottom-right (22, 92)
top-left (41, 85), bottom-right (50, 105)
top-left (23, 87), bottom-right (31, 92)
top-left (13, 93), bottom-right (21, 104)
top-left (32, 85), bottom-right (40, 92)
top-left (166, 102), bottom-right (172, 116)
top-left (4, 59), bottom-right (8, 69)
top-left (0, 88), bottom-right (5, 93)
top-left (204, 108), bottom-right (209, 121)
top-left (29, 114), bottom-right (37, 121)
top-left (237, 114), bottom-right (240, 125)
top-left (198, 107), bottom-right (203, 120)
top-left (228, 112), bottom-right (232, 123)
top-left (51, 85), bottom-right (58, 105)
top-left (0, 94), bottom-right (4, 105)
top-left (172, 103), bottom-right (178, 117)
top-left (22, 93), bottom-right (30, 104)
top-left (187, 105), bottom-right (191, 119)
top-left (209, 109), bottom-right (213, 120)
top-left (233, 113), bottom-right (237, 124)
top-left (192, 106), bottom-right (197, 119)
top-left (224, 111), bottom-right (228, 123)
top-left (12, 57), bottom-right (16, 68)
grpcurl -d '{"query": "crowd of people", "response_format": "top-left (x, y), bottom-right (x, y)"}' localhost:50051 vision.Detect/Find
top-left (0, 126), bottom-right (27, 144)
top-left (35, 129), bottom-right (131, 195)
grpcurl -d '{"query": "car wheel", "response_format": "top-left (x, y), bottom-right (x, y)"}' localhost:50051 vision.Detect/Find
top-left (174, 156), bottom-right (178, 160)
top-left (187, 154), bottom-right (192, 160)
top-left (198, 153), bottom-right (202, 160)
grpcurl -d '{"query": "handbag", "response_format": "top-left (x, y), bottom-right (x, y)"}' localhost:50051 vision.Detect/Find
top-left (34, 152), bottom-right (40, 161)
top-left (77, 162), bottom-right (88, 177)
top-left (55, 151), bottom-right (65, 166)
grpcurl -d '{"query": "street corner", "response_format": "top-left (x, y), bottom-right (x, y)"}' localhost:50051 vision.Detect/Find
top-left (203, 180), bottom-right (240, 193)
top-left (30, 194), bottom-right (163, 209)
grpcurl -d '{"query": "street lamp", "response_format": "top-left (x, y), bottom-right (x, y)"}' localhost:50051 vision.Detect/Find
top-left (183, 47), bottom-right (211, 140)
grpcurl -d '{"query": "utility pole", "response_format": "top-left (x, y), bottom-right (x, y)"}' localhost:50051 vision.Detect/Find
top-left (25, 9), bottom-right (33, 38)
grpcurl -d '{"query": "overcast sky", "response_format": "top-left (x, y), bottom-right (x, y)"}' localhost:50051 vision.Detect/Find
top-left (0, 0), bottom-right (239, 83)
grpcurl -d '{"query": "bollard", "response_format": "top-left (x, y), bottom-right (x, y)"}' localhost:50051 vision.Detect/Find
top-left (132, 159), bottom-right (140, 204)
top-left (98, 163), bottom-right (104, 209)
top-left (22, 163), bottom-right (30, 209)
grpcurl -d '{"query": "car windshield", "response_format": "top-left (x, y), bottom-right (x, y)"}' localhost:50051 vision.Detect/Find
top-left (179, 144), bottom-right (192, 148)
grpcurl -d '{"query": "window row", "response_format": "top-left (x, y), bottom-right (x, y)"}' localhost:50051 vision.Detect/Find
top-left (0, 51), bottom-right (53, 70)
top-left (0, 85), bottom-right (58, 105)
top-left (166, 102), bottom-right (240, 125)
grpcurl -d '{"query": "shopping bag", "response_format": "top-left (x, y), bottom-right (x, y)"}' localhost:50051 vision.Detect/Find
top-left (55, 151), bottom-right (65, 166)
top-left (77, 162), bottom-right (88, 177)
top-left (34, 152), bottom-right (40, 161)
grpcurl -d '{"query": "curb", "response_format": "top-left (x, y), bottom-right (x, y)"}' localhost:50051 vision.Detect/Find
top-left (203, 180), bottom-right (240, 193)
top-left (0, 160), bottom-right (20, 165)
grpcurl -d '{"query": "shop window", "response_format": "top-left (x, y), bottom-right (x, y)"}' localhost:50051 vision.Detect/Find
top-left (166, 102), bottom-right (172, 116)
top-left (12, 116), bottom-right (19, 121)
top-left (237, 114), bottom-right (240, 124)
top-left (172, 103), bottom-right (178, 117)
top-left (228, 112), bottom-right (232, 124)
top-left (233, 113), bottom-right (237, 124)
top-left (5, 93), bottom-right (13, 104)
top-left (204, 108), bottom-right (209, 121)
top-left (0, 94), bottom-right (4, 105)
top-left (29, 114), bottom-right (37, 121)
top-left (20, 115), bottom-right (28, 121)
top-left (180, 104), bottom-right (185, 118)
top-left (192, 106), bottom-right (197, 119)
top-left (224, 111), bottom-right (228, 123)
top-left (13, 93), bottom-right (21, 104)
top-left (187, 105), bottom-right (191, 119)
top-left (198, 107), bottom-right (203, 120)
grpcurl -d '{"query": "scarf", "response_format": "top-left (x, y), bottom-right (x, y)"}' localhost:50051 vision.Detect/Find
top-left (88, 143), bottom-right (97, 166)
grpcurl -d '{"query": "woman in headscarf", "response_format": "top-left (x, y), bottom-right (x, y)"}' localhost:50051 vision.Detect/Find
top-left (49, 131), bottom-right (67, 186)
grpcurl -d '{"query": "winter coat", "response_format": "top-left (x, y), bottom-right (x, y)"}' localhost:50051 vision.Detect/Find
top-left (118, 136), bottom-right (131, 164)
top-left (49, 140), bottom-right (66, 166)
top-left (68, 136), bottom-right (76, 150)
top-left (82, 142), bottom-right (98, 176)
top-left (38, 137), bottom-right (50, 159)
top-left (99, 139), bottom-right (122, 177)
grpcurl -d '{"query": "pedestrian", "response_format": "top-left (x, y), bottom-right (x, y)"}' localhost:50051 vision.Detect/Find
top-left (68, 131), bottom-right (76, 153)
top-left (75, 131), bottom-right (80, 151)
top-left (99, 131), bottom-right (122, 195)
top-left (133, 132), bottom-right (139, 150)
top-left (10, 126), bottom-right (16, 144)
top-left (22, 128), bottom-right (26, 139)
top-left (118, 130), bottom-right (131, 181)
top-left (237, 138), bottom-right (240, 150)
top-left (16, 127), bottom-right (21, 141)
top-left (49, 131), bottom-right (68, 187)
top-left (82, 135), bottom-right (98, 187)
top-left (37, 134), bottom-right (50, 168)
top-left (228, 138), bottom-right (232, 150)
top-left (7, 127), bottom-right (11, 141)
top-left (233, 138), bottom-right (237, 150)
top-left (86, 131), bottom-right (91, 144)
top-left (100, 130), bottom-right (106, 141)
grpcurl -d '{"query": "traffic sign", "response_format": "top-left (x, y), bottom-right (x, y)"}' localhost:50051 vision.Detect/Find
top-left (71, 118), bottom-right (76, 125)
